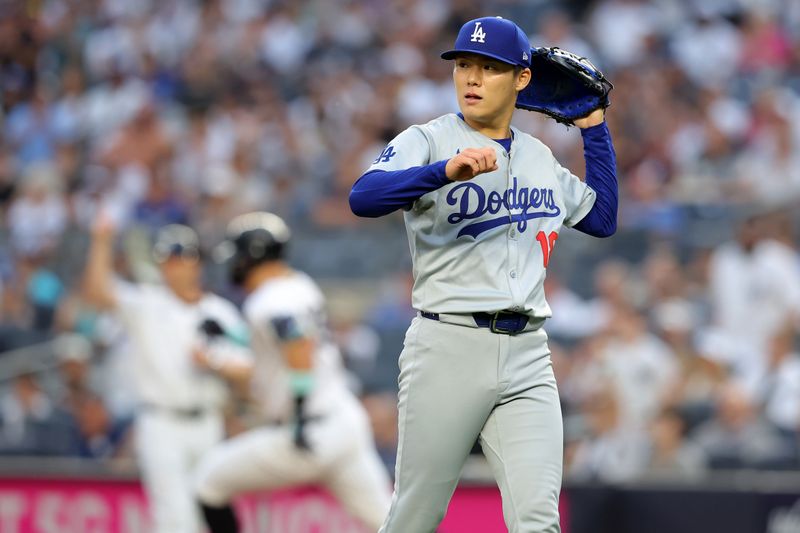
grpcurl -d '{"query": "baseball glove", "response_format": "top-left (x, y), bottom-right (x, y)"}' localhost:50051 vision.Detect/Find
top-left (199, 318), bottom-right (225, 338)
top-left (516, 47), bottom-right (612, 125)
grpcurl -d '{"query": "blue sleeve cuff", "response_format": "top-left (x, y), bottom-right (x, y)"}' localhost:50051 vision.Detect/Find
top-left (573, 121), bottom-right (618, 238)
top-left (430, 159), bottom-right (450, 185)
top-left (579, 121), bottom-right (610, 140)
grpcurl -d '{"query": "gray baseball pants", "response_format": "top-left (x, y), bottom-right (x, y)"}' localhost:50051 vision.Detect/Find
top-left (379, 315), bottom-right (563, 533)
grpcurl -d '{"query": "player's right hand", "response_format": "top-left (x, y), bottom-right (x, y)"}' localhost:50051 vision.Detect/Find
top-left (293, 418), bottom-right (311, 451)
top-left (292, 394), bottom-right (312, 452)
top-left (91, 209), bottom-right (117, 241)
top-left (445, 147), bottom-right (498, 181)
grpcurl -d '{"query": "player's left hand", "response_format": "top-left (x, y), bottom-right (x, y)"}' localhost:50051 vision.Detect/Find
top-left (516, 47), bottom-right (612, 126)
top-left (573, 108), bottom-right (605, 129)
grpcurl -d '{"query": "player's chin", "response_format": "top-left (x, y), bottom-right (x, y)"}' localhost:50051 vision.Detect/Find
top-left (460, 106), bottom-right (489, 123)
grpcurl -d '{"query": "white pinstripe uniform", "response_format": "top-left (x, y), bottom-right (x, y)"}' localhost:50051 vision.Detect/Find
top-left (194, 271), bottom-right (392, 530)
top-left (113, 281), bottom-right (250, 533)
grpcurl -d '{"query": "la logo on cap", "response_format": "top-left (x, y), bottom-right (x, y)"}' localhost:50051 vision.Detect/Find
top-left (470, 21), bottom-right (486, 43)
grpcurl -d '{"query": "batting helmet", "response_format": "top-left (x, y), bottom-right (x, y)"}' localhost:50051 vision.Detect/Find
top-left (152, 224), bottom-right (201, 264)
top-left (215, 212), bottom-right (291, 285)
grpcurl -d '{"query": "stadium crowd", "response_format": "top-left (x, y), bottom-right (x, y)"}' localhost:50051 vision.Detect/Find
top-left (1, 0), bottom-right (800, 482)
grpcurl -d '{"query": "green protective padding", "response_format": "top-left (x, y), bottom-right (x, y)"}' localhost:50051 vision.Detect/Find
top-left (289, 372), bottom-right (315, 396)
top-left (224, 326), bottom-right (251, 347)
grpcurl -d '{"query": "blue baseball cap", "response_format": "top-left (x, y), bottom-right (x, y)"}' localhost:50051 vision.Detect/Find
top-left (441, 16), bottom-right (531, 68)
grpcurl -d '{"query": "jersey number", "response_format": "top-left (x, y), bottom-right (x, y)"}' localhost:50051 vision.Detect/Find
top-left (536, 230), bottom-right (559, 268)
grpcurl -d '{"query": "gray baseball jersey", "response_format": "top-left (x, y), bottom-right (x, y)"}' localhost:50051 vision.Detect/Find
top-left (367, 113), bottom-right (596, 316)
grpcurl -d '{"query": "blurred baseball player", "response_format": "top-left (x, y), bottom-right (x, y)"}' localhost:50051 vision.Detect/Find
top-left (350, 16), bottom-right (618, 533)
top-left (83, 214), bottom-right (253, 533)
top-left (194, 212), bottom-right (392, 532)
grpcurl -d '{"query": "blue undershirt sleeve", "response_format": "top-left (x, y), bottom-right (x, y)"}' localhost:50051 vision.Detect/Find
top-left (349, 160), bottom-right (450, 218)
top-left (573, 122), bottom-right (618, 238)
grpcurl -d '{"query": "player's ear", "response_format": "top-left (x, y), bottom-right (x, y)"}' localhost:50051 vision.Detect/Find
top-left (515, 67), bottom-right (531, 92)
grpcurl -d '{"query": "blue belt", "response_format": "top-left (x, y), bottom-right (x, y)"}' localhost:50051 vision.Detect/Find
top-left (420, 310), bottom-right (531, 335)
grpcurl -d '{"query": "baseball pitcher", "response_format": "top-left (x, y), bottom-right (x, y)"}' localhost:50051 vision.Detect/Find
top-left (350, 16), bottom-right (618, 533)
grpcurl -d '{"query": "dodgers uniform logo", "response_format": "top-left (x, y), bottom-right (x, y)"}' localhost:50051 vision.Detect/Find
top-left (470, 22), bottom-right (486, 43)
top-left (446, 177), bottom-right (560, 238)
top-left (374, 146), bottom-right (397, 164)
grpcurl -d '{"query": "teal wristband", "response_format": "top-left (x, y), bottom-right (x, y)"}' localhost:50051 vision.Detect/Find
top-left (289, 372), bottom-right (314, 396)
top-left (224, 326), bottom-right (250, 347)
